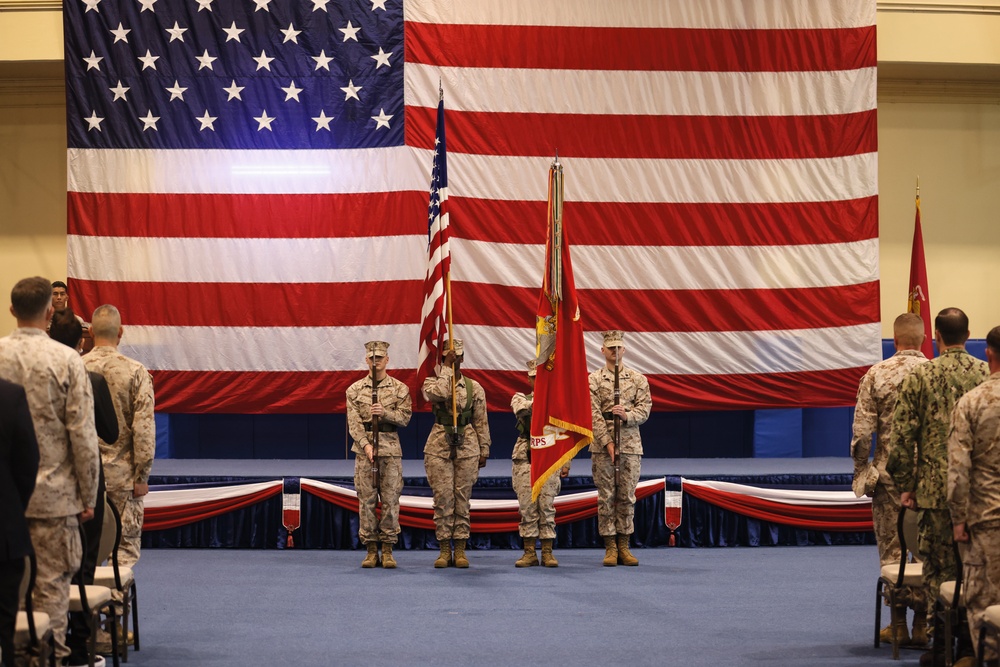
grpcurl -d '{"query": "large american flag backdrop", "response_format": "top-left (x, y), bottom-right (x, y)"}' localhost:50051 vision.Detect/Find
top-left (64, 0), bottom-right (879, 414)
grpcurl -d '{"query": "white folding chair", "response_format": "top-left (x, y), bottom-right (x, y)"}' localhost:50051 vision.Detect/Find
top-left (93, 498), bottom-right (139, 661)
top-left (69, 523), bottom-right (119, 667)
top-left (13, 552), bottom-right (54, 667)
top-left (977, 605), bottom-right (1000, 667)
top-left (876, 506), bottom-right (923, 660)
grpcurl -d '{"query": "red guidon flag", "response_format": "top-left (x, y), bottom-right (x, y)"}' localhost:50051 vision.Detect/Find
top-left (907, 191), bottom-right (933, 359)
top-left (530, 159), bottom-right (593, 502)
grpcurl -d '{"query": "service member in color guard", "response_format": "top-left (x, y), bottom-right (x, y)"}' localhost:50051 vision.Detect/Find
top-left (511, 359), bottom-right (569, 568)
top-left (422, 339), bottom-right (491, 568)
top-left (589, 330), bottom-right (651, 567)
top-left (346, 341), bottom-right (412, 568)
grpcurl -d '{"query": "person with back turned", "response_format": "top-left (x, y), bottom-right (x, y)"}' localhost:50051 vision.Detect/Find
top-left (0, 277), bottom-right (99, 665)
top-left (947, 325), bottom-right (1000, 667)
top-left (82, 304), bottom-right (154, 651)
top-left (887, 308), bottom-right (988, 666)
top-left (49, 308), bottom-right (119, 666)
top-left (852, 312), bottom-right (930, 646)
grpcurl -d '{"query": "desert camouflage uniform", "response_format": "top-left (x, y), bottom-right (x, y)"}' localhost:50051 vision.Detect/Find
top-left (851, 349), bottom-right (928, 609)
top-left (422, 366), bottom-right (490, 541)
top-left (511, 391), bottom-right (562, 540)
top-left (346, 373), bottom-right (412, 545)
top-left (84, 346), bottom-right (155, 573)
top-left (887, 348), bottom-right (989, 625)
top-left (589, 365), bottom-right (652, 537)
top-left (0, 327), bottom-right (99, 661)
top-left (947, 373), bottom-right (1000, 661)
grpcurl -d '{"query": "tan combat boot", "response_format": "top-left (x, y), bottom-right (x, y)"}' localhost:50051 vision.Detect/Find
top-left (617, 534), bottom-right (638, 566)
top-left (540, 539), bottom-right (558, 568)
top-left (381, 543), bottom-right (397, 569)
top-left (361, 542), bottom-right (379, 568)
top-left (453, 539), bottom-right (470, 568)
top-left (515, 538), bottom-right (538, 567)
top-left (879, 604), bottom-right (910, 645)
top-left (602, 536), bottom-right (618, 566)
top-left (433, 540), bottom-right (452, 568)
top-left (908, 609), bottom-right (928, 647)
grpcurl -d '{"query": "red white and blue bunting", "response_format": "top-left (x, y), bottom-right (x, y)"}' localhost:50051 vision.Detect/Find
top-left (143, 477), bottom-right (873, 534)
top-left (680, 478), bottom-right (873, 532)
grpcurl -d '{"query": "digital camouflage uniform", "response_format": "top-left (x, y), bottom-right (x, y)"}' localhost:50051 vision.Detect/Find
top-left (0, 327), bottom-right (100, 662)
top-left (947, 372), bottom-right (1000, 662)
top-left (589, 363), bottom-right (652, 538)
top-left (84, 345), bottom-right (155, 572)
top-left (422, 365), bottom-right (490, 542)
top-left (511, 391), bottom-right (561, 540)
top-left (346, 371), bottom-right (412, 546)
top-left (887, 348), bottom-right (989, 626)
top-left (851, 349), bottom-right (928, 610)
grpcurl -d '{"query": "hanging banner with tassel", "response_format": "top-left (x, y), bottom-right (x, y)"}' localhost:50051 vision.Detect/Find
top-left (282, 477), bottom-right (301, 548)
top-left (664, 479), bottom-right (682, 547)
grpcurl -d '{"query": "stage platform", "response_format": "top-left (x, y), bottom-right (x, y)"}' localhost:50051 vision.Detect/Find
top-left (144, 457), bottom-right (868, 551)
top-left (149, 456), bottom-right (854, 480)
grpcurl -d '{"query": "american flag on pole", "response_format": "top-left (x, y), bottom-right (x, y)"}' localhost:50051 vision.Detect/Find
top-left (64, 0), bottom-right (879, 414)
top-left (415, 95), bottom-right (449, 388)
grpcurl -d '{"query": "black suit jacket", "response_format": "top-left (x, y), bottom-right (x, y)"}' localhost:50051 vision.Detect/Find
top-left (89, 371), bottom-right (119, 446)
top-left (0, 378), bottom-right (40, 560)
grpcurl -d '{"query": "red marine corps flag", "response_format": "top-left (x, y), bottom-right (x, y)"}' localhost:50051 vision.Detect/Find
top-left (530, 158), bottom-right (593, 501)
top-left (907, 182), bottom-right (933, 359)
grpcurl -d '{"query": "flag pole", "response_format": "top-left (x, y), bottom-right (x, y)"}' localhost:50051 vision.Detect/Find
top-left (445, 270), bottom-right (458, 437)
top-left (439, 81), bottom-right (458, 438)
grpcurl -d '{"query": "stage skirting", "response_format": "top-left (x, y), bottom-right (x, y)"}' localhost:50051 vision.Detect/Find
top-left (141, 468), bottom-right (876, 550)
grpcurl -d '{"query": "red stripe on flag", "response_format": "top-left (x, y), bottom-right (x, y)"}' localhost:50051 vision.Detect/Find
top-left (149, 367), bottom-right (868, 414)
top-left (70, 280), bottom-right (878, 332)
top-left (451, 197), bottom-right (878, 247)
top-left (405, 106), bottom-right (878, 160)
top-left (653, 367), bottom-right (869, 410)
top-left (68, 192), bottom-right (877, 247)
top-left (405, 24), bottom-right (877, 72)
top-left (68, 192), bottom-right (426, 239)
top-left (453, 282), bottom-right (881, 333)
top-left (72, 280), bottom-right (423, 327)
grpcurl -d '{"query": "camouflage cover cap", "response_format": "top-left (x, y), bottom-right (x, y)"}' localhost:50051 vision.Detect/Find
top-left (364, 340), bottom-right (390, 358)
top-left (602, 330), bottom-right (625, 348)
top-left (526, 359), bottom-right (537, 377)
top-left (443, 338), bottom-right (464, 355)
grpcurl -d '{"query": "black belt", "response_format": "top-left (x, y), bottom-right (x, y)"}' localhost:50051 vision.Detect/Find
top-left (435, 416), bottom-right (471, 428)
top-left (363, 422), bottom-right (397, 433)
top-left (602, 411), bottom-right (615, 421)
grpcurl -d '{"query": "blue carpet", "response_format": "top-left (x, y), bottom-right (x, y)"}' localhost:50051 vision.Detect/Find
top-left (132, 545), bottom-right (922, 666)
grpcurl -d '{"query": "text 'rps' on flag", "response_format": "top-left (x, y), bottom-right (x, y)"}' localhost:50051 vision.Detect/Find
top-left (65, 0), bottom-right (880, 413)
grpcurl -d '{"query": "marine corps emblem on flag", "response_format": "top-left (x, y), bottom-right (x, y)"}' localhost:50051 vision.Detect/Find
top-left (536, 313), bottom-right (557, 371)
